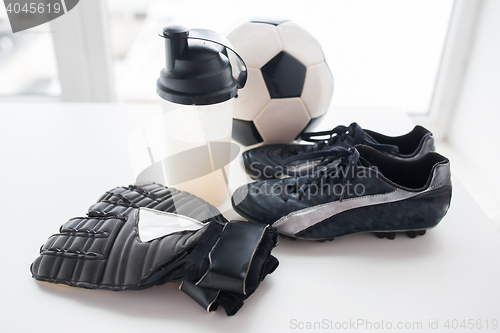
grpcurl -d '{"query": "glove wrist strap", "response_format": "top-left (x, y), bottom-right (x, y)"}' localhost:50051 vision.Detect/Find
top-left (197, 220), bottom-right (268, 294)
top-left (181, 220), bottom-right (278, 315)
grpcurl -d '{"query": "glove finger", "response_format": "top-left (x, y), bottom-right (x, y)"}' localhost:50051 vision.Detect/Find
top-left (31, 212), bottom-right (127, 287)
top-left (92, 183), bottom-right (226, 224)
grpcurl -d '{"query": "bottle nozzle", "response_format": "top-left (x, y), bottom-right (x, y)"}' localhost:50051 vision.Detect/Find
top-left (163, 25), bottom-right (189, 71)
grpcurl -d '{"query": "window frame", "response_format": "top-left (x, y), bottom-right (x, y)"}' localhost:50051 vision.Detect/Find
top-left (411, 0), bottom-right (484, 140)
top-left (50, 0), bottom-right (115, 102)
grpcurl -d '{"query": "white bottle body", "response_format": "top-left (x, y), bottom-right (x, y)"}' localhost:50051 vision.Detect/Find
top-left (161, 99), bottom-right (233, 205)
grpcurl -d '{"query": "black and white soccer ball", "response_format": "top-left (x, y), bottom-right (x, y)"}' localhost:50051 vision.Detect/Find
top-left (228, 18), bottom-right (333, 145)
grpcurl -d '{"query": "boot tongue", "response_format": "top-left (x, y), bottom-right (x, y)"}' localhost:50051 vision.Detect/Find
top-left (343, 135), bottom-right (357, 146)
top-left (350, 123), bottom-right (400, 154)
top-left (364, 132), bottom-right (378, 143)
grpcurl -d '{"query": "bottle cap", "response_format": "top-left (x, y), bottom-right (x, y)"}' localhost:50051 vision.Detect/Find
top-left (157, 26), bottom-right (247, 105)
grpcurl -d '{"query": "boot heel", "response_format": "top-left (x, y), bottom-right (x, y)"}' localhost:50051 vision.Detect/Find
top-left (405, 230), bottom-right (426, 238)
top-left (374, 232), bottom-right (396, 240)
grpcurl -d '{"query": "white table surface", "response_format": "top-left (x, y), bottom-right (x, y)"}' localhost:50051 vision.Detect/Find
top-left (1, 103), bottom-right (499, 333)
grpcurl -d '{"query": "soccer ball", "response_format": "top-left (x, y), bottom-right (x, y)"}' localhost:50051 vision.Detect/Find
top-left (227, 18), bottom-right (333, 145)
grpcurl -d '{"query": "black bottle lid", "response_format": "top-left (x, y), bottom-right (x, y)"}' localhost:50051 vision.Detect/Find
top-left (157, 26), bottom-right (247, 106)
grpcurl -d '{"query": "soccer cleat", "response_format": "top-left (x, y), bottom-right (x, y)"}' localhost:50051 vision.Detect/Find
top-left (242, 122), bottom-right (435, 180)
top-left (232, 145), bottom-right (451, 241)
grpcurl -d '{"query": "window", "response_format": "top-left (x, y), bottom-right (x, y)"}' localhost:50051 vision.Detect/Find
top-left (0, 0), bottom-right (457, 114)
top-left (105, 0), bottom-right (454, 115)
top-left (0, 9), bottom-right (60, 99)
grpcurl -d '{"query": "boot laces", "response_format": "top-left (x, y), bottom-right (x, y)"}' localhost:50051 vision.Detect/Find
top-left (280, 147), bottom-right (361, 202)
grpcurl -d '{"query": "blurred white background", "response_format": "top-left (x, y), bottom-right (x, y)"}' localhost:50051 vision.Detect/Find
top-left (0, 0), bottom-right (498, 228)
top-left (105, 0), bottom-right (452, 114)
top-left (0, 0), bottom-right (453, 114)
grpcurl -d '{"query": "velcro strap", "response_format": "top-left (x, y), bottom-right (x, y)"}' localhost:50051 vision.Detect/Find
top-left (196, 220), bottom-right (269, 295)
top-left (180, 220), bottom-right (278, 315)
top-left (179, 281), bottom-right (220, 312)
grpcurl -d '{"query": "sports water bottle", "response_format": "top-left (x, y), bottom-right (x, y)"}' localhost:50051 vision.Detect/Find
top-left (156, 26), bottom-right (247, 205)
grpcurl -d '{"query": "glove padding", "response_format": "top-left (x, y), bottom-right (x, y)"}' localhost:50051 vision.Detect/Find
top-left (31, 183), bottom-right (279, 315)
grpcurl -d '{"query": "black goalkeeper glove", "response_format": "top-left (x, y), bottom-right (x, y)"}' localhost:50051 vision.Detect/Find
top-left (31, 183), bottom-right (279, 316)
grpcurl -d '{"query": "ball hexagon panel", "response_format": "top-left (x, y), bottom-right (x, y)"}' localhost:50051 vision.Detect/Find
top-left (277, 21), bottom-right (325, 67)
top-left (233, 68), bottom-right (271, 121)
top-left (261, 51), bottom-right (306, 98)
top-left (298, 114), bottom-right (326, 139)
top-left (227, 22), bottom-right (282, 69)
top-left (301, 61), bottom-right (334, 118)
top-left (254, 98), bottom-right (311, 143)
top-left (232, 119), bottom-right (263, 146)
